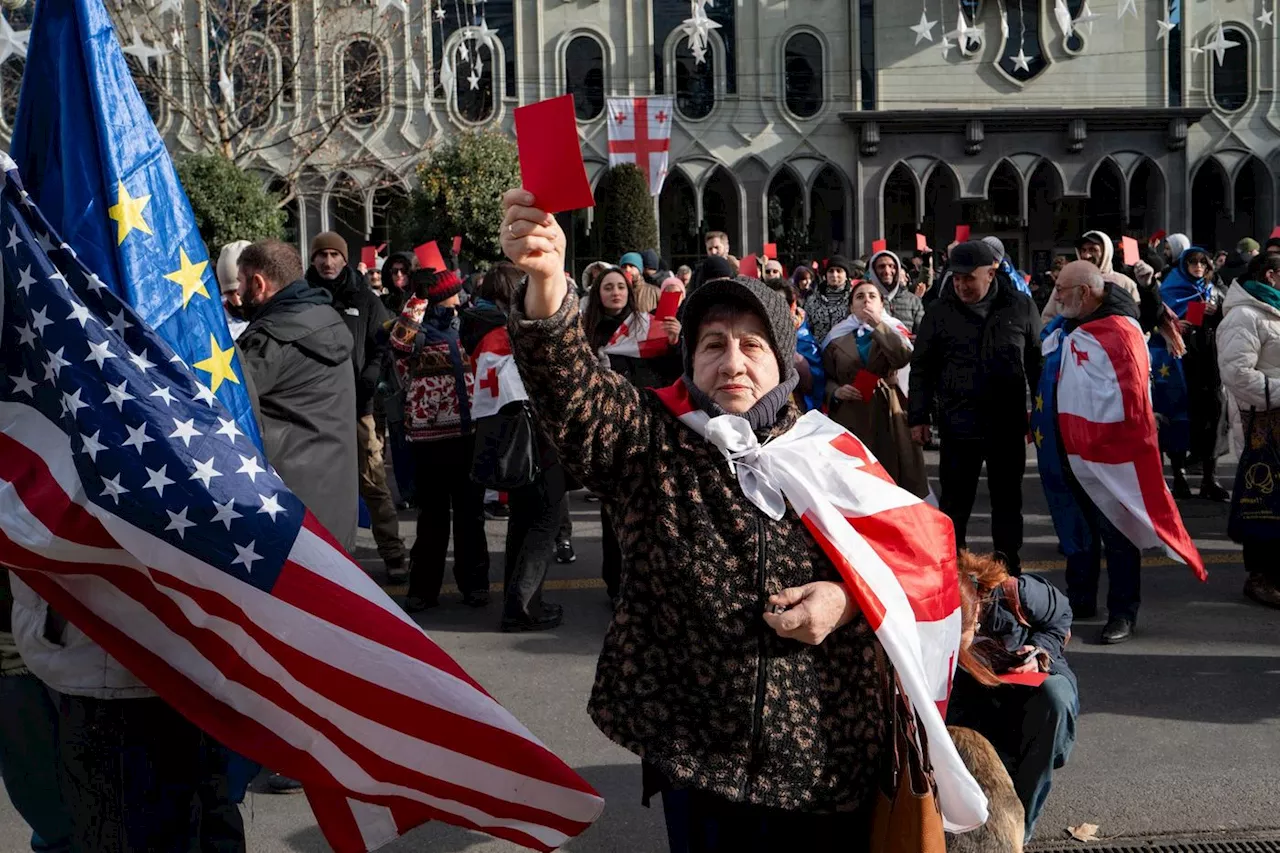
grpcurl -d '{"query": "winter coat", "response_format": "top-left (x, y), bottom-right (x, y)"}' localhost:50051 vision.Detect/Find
top-left (823, 323), bottom-right (928, 498)
top-left (794, 320), bottom-right (825, 412)
top-left (510, 290), bottom-right (886, 815)
top-left (1217, 280), bottom-right (1280, 412)
top-left (908, 274), bottom-right (1042, 440)
top-left (804, 282), bottom-right (853, 344)
top-left (306, 264), bottom-right (392, 417)
top-left (1041, 231), bottom-right (1146, 325)
top-left (238, 280), bottom-right (359, 551)
top-left (391, 300), bottom-right (476, 442)
top-left (956, 574), bottom-right (1075, 698)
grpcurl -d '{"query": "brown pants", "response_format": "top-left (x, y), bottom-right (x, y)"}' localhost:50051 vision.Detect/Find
top-left (358, 413), bottom-right (406, 564)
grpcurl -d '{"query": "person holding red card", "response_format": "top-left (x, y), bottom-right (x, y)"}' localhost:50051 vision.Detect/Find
top-left (1152, 243), bottom-right (1229, 501)
top-left (949, 552), bottom-right (1078, 843)
top-left (822, 280), bottom-right (927, 497)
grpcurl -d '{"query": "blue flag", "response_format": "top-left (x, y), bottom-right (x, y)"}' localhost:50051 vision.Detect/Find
top-left (10, 0), bottom-right (262, 451)
top-left (1032, 318), bottom-right (1091, 557)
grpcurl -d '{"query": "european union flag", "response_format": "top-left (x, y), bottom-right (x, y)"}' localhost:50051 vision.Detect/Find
top-left (10, 0), bottom-right (262, 451)
top-left (1032, 318), bottom-right (1091, 557)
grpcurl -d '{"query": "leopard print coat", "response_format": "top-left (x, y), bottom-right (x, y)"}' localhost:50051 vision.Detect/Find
top-left (511, 290), bottom-right (886, 814)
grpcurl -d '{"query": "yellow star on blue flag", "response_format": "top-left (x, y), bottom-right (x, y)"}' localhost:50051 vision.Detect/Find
top-left (11, 0), bottom-right (261, 450)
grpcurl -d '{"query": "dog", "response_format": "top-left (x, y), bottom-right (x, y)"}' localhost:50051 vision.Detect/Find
top-left (945, 726), bottom-right (1025, 853)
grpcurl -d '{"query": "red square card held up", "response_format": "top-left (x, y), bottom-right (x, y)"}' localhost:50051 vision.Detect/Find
top-left (414, 241), bottom-right (446, 272)
top-left (955, 225), bottom-right (971, 243)
top-left (360, 246), bottom-right (377, 269)
top-left (513, 94), bottom-right (594, 214)
top-left (853, 370), bottom-right (880, 401)
top-left (1185, 300), bottom-right (1207, 326)
top-left (739, 254), bottom-right (759, 278)
top-left (763, 243), bottom-right (778, 259)
top-left (655, 289), bottom-right (683, 321)
top-left (1120, 236), bottom-right (1140, 267)
top-left (451, 235), bottom-right (463, 255)
top-left (1271, 226), bottom-right (1280, 240)
top-left (916, 233), bottom-right (928, 251)
top-left (871, 239), bottom-right (887, 254)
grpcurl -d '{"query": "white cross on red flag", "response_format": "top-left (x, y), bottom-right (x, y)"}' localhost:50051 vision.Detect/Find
top-left (606, 97), bottom-right (674, 197)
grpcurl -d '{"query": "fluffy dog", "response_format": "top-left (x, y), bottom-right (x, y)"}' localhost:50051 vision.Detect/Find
top-left (945, 726), bottom-right (1025, 853)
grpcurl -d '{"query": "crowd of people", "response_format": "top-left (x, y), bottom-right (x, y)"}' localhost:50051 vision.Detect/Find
top-left (3, 195), bottom-right (1276, 852)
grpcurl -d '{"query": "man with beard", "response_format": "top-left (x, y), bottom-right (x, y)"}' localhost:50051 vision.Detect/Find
top-left (237, 240), bottom-right (359, 552)
top-left (306, 231), bottom-right (406, 577)
top-left (868, 247), bottom-right (925, 334)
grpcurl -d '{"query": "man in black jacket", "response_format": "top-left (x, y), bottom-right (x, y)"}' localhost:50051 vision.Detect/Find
top-left (238, 240), bottom-right (359, 551)
top-left (306, 232), bottom-right (406, 577)
top-left (909, 241), bottom-right (1042, 574)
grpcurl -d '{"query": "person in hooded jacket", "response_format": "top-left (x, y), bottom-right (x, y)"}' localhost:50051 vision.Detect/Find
top-left (1152, 242), bottom-right (1229, 501)
top-left (867, 248), bottom-right (925, 334)
top-left (306, 232), bottom-right (407, 576)
top-left (239, 239), bottom-right (359, 550)
top-left (380, 251), bottom-right (417, 315)
top-left (805, 256), bottom-right (855, 344)
top-left (1217, 252), bottom-right (1280, 608)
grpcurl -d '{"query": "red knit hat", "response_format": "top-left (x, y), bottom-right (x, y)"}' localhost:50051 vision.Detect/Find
top-left (416, 268), bottom-right (462, 305)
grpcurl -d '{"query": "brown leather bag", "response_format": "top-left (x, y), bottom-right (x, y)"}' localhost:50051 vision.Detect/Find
top-left (870, 647), bottom-right (946, 853)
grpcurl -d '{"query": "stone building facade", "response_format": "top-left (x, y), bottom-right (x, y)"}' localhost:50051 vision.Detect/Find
top-left (0, 0), bottom-right (1272, 275)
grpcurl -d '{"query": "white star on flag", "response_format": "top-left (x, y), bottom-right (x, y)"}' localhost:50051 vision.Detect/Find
top-left (210, 498), bottom-right (241, 530)
top-left (5, 225), bottom-right (19, 249)
top-left (165, 507), bottom-right (196, 539)
top-left (108, 309), bottom-right (132, 334)
top-left (46, 347), bottom-right (70, 379)
top-left (216, 417), bottom-right (243, 442)
top-left (16, 322), bottom-right (36, 348)
top-left (150, 383), bottom-right (175, 406)
top-left (258, 493), bottom-right (285, 521)
top-left (10, 372), bottom-right (36, 397)
top-left (122, 422), bottom-right (152, 453)
top-left (169, 418), bottom-right (202, 448)
top-left (190, 457), bottom-right (221, 489)
top-left (194, 383), bottom-right (217, 407)
top-left (231, 540), bottom-right (262, 571)
top-left (80, 430), bottom-right (106, 462)
top-left (105, 380), bottom-right (135, 411)
top-left (99, 473), bottom-right (128, 504)
top-left (143, 465), bottom-right (176, 497)
top-left (237, 454), bottom-right (266, 483)
top-left (128, 349), bottom-right (156, 372)
top-left (16, 266), bottom-right (36, 293)
top-left (85, 339), bottom-right (116, 368)
top-left (62, 389), bottom-right (89, 418)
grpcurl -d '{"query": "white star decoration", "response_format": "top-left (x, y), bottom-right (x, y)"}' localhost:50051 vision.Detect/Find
top-left (1011, 48), bottom-right (1032, 72)
top-left (10, 372), bottom-right (36, 398)
top-left (1205, 21), bottom-right (1240, 66)
top-left (150, 383), bottom-right (175, 406)
top-left (941, 33), bottom-right (955, 55)
top-left (122, 422), bottom-right (152, 453)
top-left (128, 349), bottom-right (156, 372)
top-left (165, 507), bottom-right (196, 539)
top-left (1260, 6), bottom-right (1275, 28)
top-left (910, 10), bottom-right (938, 44)
top-left (211, 498), bottom-right (241, 530)
top-left (105, 380), bottom-right (135, 411)
top-left (1156, 10), bottom-right (1176, 41)
top-left (85, 339), bottom-right (116, 368)
top-left (169, 418), bottom-right (201, 448)
top-left (190, 457), bottom-right (221, 489)
top-left (216, 418), bottom-right (243, 442)
top-left (62, 389), bottom-right (89, 418)
top-left (66, 301), bottom-right (94, 328)
top-left (143, 465), bottom-right (175, 497)
top-left (680, 1), bottom-right (721, 65)
top-left (258, 494), bottom-right (285, 522)
top-left (121, 25), bottom-right (168, 69)
top-left (1074, 1), bottom-right (1101, 33)
top-left (1117, 0), bottom-right (1137, 19)
top-left (80, 431), bottom-right (106, 462)
top-left (237, 455), bottom-right (265, 483)
top-left (231, 540), bottom-right (262, 571)
top-left (100, 473), bottom-right (128, 504)
top-left (0, 13), bottom-right (30, 66)
top-left (16, 266), bottom-right (36, 293)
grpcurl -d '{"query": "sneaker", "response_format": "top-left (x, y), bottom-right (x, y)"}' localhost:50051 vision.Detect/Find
top-left (266, 773), bottom-right (303, 794)
top-left (501, 603), bottom-right (564, 633)
top-left (484, 502), bottom-right (510, 520)
top-left (1100, 616), bottom-right (1135, 645)
top-left (1244, 573), bottom-right (1280, 609)
top-left (555, 541), bottom-right (577, 564)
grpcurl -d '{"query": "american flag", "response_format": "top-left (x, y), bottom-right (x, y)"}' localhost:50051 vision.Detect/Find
top-left (0, 156), bottom-right (604, 850)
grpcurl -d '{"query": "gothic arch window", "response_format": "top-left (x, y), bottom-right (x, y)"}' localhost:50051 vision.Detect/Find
top-left (1211, 27), bottom-right (1250, 112)
top-left (446, 30), bottom-right (497, 125)
top-left (229, 35), bottom-right (278, 129)
top-left (342, 38), bottom-right (385, 126)
top-left (783, 32), bottom-right (823, 119)
top-left (565, 34), bottom-right (605, 121)
top-left (673, 35), bottom-right (716, 120)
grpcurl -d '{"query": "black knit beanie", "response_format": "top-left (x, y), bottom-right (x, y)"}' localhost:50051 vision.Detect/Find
top-left (679, 275), bottom-right (798, 381)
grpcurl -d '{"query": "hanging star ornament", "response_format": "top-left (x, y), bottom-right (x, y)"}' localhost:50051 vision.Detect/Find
top-left (0, 11), bottom-right (30, 65)
top-left (439, 53), bottom-right (456, 103)
top-left (121, 25), bottom-right (169, 69)
top-left (998, 0), bottom-right (1010, 38)
top-left (1011, 47), bottom-right (1032, 72)
top-left (433, 5), bottom-right (445, 20)
top-left (1259, 5), bottom-right (1274, 29)
top-left (910, 9), bottom-right (938, 44)
top-left (940, 32), bottom-right (955, 56)
top-left (1117, 0), bottom-right (1137, 19)
top-left (467, 68), bottom-right (481, 90)
top-left (217, 49), bottom-right (235, 114)
top-left (1156, 9), bottom-right (1176, 41)
top-left (1074, 0), bottom-right (1101, 34)
top-left (948, 5), bottom-right (984, 50)
top-left (474, 17), bottom-right (499, 50)
top-left (1053, 0), bottom-right (1075, 37)
top-left (680, 1), bottom-right (721, 65)
top-left (1205, 20), bottom-right (1240, 66)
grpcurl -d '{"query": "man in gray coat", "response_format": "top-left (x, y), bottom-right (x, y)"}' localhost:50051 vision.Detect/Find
top-left (236, 239), bottom-right (359, 551)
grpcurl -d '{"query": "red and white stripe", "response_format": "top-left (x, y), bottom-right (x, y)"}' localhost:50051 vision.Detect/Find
top-left (602, 311), bottom-right (671, 360)
top-left (470, 327), bottom-right (529, 421)
top-left (652, 382), bottom-right (987, 833)
top-left (0, 400), bottom-right (604, 852)
top-left (1056, 315), bottom-right (1206, 578)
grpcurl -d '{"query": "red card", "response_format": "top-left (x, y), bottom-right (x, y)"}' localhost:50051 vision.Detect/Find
top-left (998, 671), bottom-right (1049, 688)
top-left (853, 370), bottom-right (880, 400)
top-left (739, 254), bottom-right (759, 278)
top-left (414, 241), bottom-right (446, 272)
top-left (655, 289), bottom-right (682, 321)
top-left (916, 233), bottom-right (928, 252)
top-left (763, 242), bottom-right (778, 259)
top-left (360, 246), bottom-right (377, 269)
top-left (1185, 300), bottom-right (1206, 326)
top-left (513, 94), bottom-right (594, 214)
top-left (871, 239), bottom-right (887, 254)
top-left (955, 225), bottom-right (971, 243)
top-left (1120, 236), bottom-right (1140, 267)
top-left (451, 235), bottom-right (462, 255)
top-left (1271, 226), bottom-right (1280, 240)
top-left (1150, 229), bottom-right (1167, 244)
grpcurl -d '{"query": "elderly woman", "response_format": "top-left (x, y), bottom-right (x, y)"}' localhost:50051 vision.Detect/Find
top-left (823, 280), bottom-right (928, 497)
top-left (499, 190), bottom-right (890, 849)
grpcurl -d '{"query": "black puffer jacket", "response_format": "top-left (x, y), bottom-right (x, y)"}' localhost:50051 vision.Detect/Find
top-left (239, 280), bottom-right (358, 550)
top-left (306, 264), bottom-right (392, 416)
top-left (908, 274), bottom-right (1043, 440)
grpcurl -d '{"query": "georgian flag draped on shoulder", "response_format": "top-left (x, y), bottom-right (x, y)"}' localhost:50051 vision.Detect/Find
top-left (602, 311), bottom-right (671, 359)
top-left (1053, 314), bottom-right (1206, 578)
top-left (653, 381), bottom-right (988, 833)
top-left (821, 313), bottom-right (915, 398)
top-left (471, 327), bottom-right (529, 420)
top-left (0, 157), bottom-right (603, 852)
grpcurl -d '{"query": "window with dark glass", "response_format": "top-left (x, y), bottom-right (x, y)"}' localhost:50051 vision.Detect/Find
top-left (342, 39), bottom-right (384, 126)
top-left (783, 33), bottom-right (822, 117)
top-left (674, 37), bottom-right (714, 119)
top-left (1212, 28), bottom-right (1249, 111)
top-left (229, 41), bottom-right (272, 129)
top-left (431, 1), bottom-right (515, 98)
top-left (858, 0), bottom-right (874, 109)
top-left (454, 39), bottom-right (495, 124)
top-left (653, 0), bottom-right (736, 96)
top-left (565, 36), bottom-right (605, 121)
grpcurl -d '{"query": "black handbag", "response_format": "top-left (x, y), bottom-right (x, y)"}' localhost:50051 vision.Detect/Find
top-left (471, 401), bottom-right (542, 490)
top-left (1228, 380), bottom-right (1280, 543)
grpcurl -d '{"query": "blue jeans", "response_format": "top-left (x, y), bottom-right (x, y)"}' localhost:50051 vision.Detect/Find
top-left (0, 674), bottom-right (71, 853)
top-left (948, 672), bottom-right (1079, 841)
top-left (1064, 494), bottom-right (1142, 620)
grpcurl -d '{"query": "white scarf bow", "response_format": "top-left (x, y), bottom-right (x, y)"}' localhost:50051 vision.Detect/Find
top-left (703, 415), bottom-right (788, 521)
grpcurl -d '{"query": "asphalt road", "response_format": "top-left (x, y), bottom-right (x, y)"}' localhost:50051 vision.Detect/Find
top-left (1, 449), bottom-right (1276, 852)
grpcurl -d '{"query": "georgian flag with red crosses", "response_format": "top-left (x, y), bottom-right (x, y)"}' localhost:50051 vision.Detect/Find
top-left (606, 97), bottom-right (675, 197)
top-left (470, 327), bottom-right (529, 420)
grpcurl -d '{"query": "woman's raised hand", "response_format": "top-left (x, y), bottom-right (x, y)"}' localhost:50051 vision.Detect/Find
top-left (501, 189), bottom-right (568, 319)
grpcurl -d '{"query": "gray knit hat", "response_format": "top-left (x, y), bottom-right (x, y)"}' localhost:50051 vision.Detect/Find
top-left (679, 275), bottom-right (797, 381)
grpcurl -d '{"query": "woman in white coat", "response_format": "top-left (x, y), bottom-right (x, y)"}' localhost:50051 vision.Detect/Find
top-left (1217, 252), bottom-right (1280, 608)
